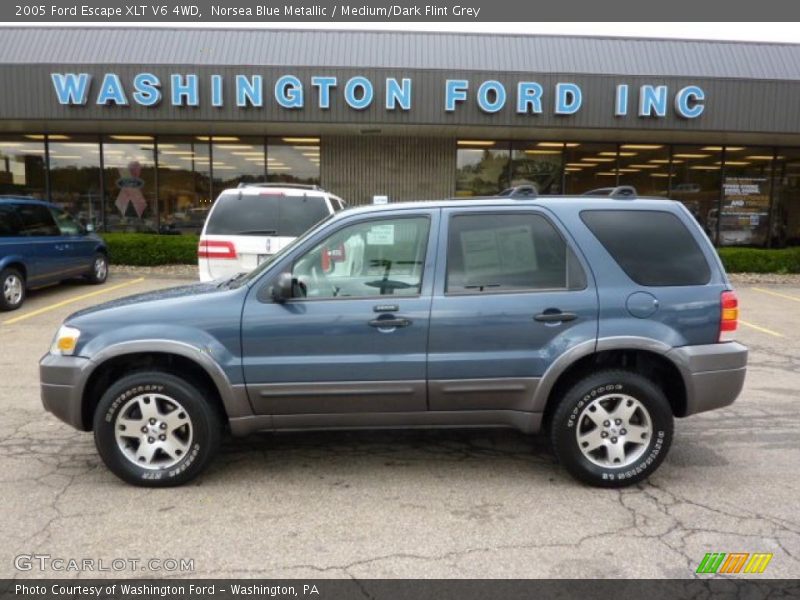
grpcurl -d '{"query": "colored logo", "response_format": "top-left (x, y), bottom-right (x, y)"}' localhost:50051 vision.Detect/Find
top-left (696, 552), bottom-right (773, 574)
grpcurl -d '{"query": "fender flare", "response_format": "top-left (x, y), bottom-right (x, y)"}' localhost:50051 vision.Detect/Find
top-left (80, 339), bottom-right (252, 420)
top-left (530, 336), bottom-right (678, 413)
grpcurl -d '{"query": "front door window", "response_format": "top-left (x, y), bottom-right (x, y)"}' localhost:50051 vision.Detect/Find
top-left (291, 217), bottom-right (430, 299)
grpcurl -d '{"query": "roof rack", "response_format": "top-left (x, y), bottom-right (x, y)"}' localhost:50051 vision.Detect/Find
top-left (581, 185), bottom-right (637, 199)
top-left (237, 182), bottom-right (324, 192)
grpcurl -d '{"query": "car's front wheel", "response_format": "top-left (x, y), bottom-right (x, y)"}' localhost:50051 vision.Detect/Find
top-left (93, 371), bottom-right (223, 487)
top-left (0, 267), bottom-right (25, 311)
top-left (85, 252), bottom-right (108, 285)
top-left (550, 370), bottom-right (674, 487)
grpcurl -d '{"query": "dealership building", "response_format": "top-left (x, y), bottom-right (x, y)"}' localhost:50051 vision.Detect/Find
top-left (1, 27), bottom-right (800, 246)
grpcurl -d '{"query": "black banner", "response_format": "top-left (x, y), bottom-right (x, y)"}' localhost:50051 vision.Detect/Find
top-left (4, 0), bottom-right (800, 22)
top-left (2, 580), bottom-right (800, 600)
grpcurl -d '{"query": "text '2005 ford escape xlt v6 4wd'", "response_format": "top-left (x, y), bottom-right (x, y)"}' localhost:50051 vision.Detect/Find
top-left (40, 195), bottom-right (747, 487)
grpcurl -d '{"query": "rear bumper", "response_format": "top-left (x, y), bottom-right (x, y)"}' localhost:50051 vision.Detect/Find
top-left (667, 342), bottom-right (748, 416)
top-left (40, 353), bottom-right (91, 431)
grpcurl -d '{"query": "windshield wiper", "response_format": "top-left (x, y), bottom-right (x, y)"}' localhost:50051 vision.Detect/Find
top-left (233, 229), bottom-right (278, 235)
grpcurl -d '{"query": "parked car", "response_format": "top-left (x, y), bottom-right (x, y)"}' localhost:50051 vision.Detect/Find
top-left (0, 197), bottom-right (108, 311)
top-left (40, 195), bottom-right (747, 487)
top-left (198, 183), bottom-right (346, 282)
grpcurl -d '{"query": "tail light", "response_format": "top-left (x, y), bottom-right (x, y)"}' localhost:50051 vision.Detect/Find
top-left (198, 239), bottom-right (237, 260)
top-left (719, 290), bottom-right (739, 341)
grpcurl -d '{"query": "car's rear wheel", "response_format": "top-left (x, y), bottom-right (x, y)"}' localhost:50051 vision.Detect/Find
top-left (0, 267), bottom-right (25, 311)
top-left (93, 371), bottom-right (223, 487)
top-left (550, 370), bottom-right (674, 487)
top-left (85, 253), bottom-right (108, 285)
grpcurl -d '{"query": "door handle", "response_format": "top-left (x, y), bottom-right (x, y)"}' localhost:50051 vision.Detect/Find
top-left (534, 311), bottom-right (578, 323)
top-left (368, 317), bottom-right (412, 329)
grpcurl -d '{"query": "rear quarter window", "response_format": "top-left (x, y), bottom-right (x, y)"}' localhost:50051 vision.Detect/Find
top-left (580, 209), bottom-right (711, 286)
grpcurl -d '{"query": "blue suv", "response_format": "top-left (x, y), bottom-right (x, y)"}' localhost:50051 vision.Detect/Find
top-left (39, 196), bottom-right (747, 487)
top-left (0, 197), bottom-right (109, 310)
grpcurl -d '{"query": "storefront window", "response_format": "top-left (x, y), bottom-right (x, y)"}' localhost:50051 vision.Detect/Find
top-left (720, 147), bottom-right (774, 247)
top-left (0, 135), bottom-right (46, 198)
top-left (455, 141), bottom-right (510, 197)
top-left (267, 137), bottom-right (321, 184)
top-left (562, 143), bottom-right (618, 194)
top-left (510, 142), bottom-right (563, 195)
top-left (615, 144), bottom-right (672, 198)
top-left (771, 148), bottom-right (800, 247)
top-left (158, 137), bottom-right (212, 234)
top-left (669, 145), bottom-right (723, 241)
top-left (48, 135), bottom-right (102, 230)
top-left (209, 136), bottom-right (266, 191)
top-left (102, 135), bottom-right (158, 233)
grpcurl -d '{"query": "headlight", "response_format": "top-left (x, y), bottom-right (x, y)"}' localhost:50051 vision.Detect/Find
top-left (50, 325), bottom-right (81, 356)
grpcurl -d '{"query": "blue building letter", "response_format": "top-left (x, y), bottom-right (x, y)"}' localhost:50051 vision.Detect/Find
top-left (236, 75), bottom-right (263, 107)
top-left (51, 73), bottom-right (91, 105)
top-left (211, 74), bottom-right (223, 107)
top-left (386, 78), bottom-right (412, 110)
top-left (675, 85), bottom-right (705, 119)
top-left (615, 84), bottom-right (628, 116)
top-left (517, 82), bottom-right (543, 114)
top-left (555, 83), bottom-right (582, 115)
top-left (639, 85), bottom-right (668, 117)
top-left (132, 73), bottom-right (161, 107)
top-left (275, 75), bottom-right (304, 109)
top-left (312, 76), bottom-right (337, 109)
top-left (96, 73), bottom-right (128, 106)
top-left (445, 80), bottom-right (468, 112)
top-left (344, 76), bottom-right (373, 110)
top-left (477, 81), bottom-right (506, 113)
top-left (170, 74), bottom-right (199, 107)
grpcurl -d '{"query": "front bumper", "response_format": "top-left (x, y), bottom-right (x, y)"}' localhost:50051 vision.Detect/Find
top-left (667, 342), bottom-right (748, 416)
top-left (40, 353), bottom-right (92, 431)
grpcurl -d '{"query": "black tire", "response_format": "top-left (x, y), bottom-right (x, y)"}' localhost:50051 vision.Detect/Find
top-left (550, 369), bottom-right (674, 488)
top-left (93, 371), bottom-right (223, 487)
top-left (85, 252), bottom-right (108, 285)
top-left (0, 267), bottom-right (25, 311)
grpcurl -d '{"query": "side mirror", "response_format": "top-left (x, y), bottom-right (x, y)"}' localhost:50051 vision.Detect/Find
top-left (270, 272), bottom-right (294, 303)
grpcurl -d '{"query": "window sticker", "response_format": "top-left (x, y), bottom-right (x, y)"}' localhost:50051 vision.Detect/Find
top-left (460, 224), bottom-right (537, 277)
top-left (366, 224), bottom-right (395, 245)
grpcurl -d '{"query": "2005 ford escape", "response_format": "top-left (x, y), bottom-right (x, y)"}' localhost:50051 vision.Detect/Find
top-left (40, 196), bottom-right (747, 487)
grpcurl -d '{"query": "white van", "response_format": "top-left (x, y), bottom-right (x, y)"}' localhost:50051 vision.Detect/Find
top-left (198, 184), bottom-right (346, 282)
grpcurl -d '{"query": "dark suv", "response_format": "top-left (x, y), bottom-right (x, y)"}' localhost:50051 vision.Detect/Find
top-left (40, 196), bottom-right (747, 487)
top-left (0, 197), bottom-right (108, 310)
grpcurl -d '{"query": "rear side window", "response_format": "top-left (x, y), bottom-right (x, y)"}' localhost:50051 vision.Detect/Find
top-left (0, 205), bottom-right (22, 236)
top-left (206, 193), bottom-right (330, 237)
top-left (16, 204), bottom-right (60, 237)
top-left (446, 213), bottom-right (586, 293)
top-left (581, 209), bottom-right (711, 286)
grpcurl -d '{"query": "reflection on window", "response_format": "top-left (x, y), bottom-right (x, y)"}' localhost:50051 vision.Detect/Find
top-left (48, 135), bottom-right (102, 230)
top-left (268, 137), bottom-right (320, 185)
top-left (158, 137), bottom-right (212, 234)
top-left (102, 136), bottom-right (157, 233)
top-left (563, 143), bottom-right (618, 194)
top-left (720, 147), bottom-right (774, 247)
top-left (292, 217), bottom-right (429, 299)
top-left (0, 135), bottom-right (46, 198)
top-left (510, 143), bottom-right (563, 195)
top-left (209, 136), bottom-right (266, 191)
top-left (455, 141), bottom-right (510, 197)
top-left (669, 145), bottom-right (723, 242)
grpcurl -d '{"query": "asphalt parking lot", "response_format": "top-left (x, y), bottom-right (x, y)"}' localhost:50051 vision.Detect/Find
top-left (1, 272), bottom-right (799, 579)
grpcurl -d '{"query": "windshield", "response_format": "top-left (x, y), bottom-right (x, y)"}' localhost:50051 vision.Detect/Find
top-left (205, 192), bottom-right (330, 236)
top-left (232, 213), bottom-right (337, 287)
